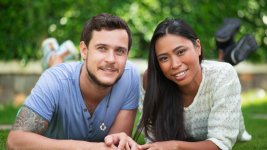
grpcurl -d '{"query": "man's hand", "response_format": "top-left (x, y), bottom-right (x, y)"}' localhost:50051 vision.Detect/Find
top-left (104, 132), bottom-right (140, 150)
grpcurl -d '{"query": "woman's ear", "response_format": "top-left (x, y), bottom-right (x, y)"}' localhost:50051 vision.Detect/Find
top-left (195, 39), bottom-right (201, 56)
top-left (80, 41), bottom-right (87, 60)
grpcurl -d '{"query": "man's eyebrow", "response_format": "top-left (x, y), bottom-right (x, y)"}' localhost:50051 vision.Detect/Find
top-left (94, 43), bottom-right (108, 47)
top-left (116, 46), bottom-right (127, 50)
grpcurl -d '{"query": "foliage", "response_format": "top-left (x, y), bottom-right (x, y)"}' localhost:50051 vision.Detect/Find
top-left (1, 0), bottom-right (267, 62)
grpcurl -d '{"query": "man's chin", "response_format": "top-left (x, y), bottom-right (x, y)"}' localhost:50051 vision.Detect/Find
top-left (99, 75), bottom-right (122, 87)
top-left (99, 79), bottom-right (117, 87)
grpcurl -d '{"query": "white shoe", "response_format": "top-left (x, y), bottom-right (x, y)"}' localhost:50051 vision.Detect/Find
top-left (239, 130), bottom-right (252, 141)
top-left (58, 40), bottom-right (78, 55)
top-left (41, 38), bottom-right (59, 52)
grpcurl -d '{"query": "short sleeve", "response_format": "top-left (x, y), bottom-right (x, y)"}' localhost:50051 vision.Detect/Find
top-left (207, 64), bottom-right (241, 150)
top-left (121, 61), bottom-right (140, 110)
top-left (24, 69), bottom-right (60, 121)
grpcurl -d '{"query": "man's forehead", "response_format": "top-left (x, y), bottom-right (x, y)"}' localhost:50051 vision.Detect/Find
top-left (90, 29), bottom-right (129, 47)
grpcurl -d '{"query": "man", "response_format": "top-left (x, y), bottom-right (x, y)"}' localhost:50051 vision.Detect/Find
top-left (7, 13), bottom-right (140, 149)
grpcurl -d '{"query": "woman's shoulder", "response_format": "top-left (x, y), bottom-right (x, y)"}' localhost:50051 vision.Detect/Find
top-left (201, 60), bottom-right (235, 74)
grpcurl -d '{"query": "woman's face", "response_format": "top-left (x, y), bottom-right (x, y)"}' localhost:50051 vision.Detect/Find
top-left (155, 34), bottom-right (202, 88)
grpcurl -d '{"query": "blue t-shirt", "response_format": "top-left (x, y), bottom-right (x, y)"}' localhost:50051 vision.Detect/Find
top-left (24, 61), bottom-right (140, 141)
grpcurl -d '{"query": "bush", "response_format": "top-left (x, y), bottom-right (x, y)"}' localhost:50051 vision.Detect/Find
top-left (1, 0), bottom-right (266, 62)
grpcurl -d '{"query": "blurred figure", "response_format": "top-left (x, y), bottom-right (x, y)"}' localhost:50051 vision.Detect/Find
top-left (41, 38), bottom-right (79, 70)
top-left (215, 18), bottom-right (258, 65)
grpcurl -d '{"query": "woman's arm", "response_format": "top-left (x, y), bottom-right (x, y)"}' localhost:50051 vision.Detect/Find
top-left (140, 140), bottom-right (219, 150)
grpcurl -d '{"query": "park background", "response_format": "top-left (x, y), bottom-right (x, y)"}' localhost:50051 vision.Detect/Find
top-left (1, 0), bottom-right (267, 149)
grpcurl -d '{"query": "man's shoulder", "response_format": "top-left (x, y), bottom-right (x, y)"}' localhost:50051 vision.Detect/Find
top-left (116, 61), bottom-right (140, 85)
top-left (124, 61), bottom-right (140, 75)
top-left (46, 61), bottom-right (82, 74)
top-left (125, 60), bottom-right (137, 70)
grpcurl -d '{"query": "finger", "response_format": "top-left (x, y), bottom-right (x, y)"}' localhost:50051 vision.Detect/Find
top-left (126, 137), bottom-right (138, 150)
top-left (117, 133), bottom-right (127, 150)
top-left (140, 143), bottom-right (152, 149)
top-left (104, 135), bottom-right (114, 146)
top-left (126, 142), bottom-right (131, 150)
top-left (111, 144), bottom-right (117, 150)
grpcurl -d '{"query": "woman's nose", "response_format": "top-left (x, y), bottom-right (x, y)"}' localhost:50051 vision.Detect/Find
top-left (171, 57), bottom-right (182, 70)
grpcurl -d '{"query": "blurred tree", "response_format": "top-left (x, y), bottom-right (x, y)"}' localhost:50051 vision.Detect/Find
top-left (0, 0), bottom-right (266, 63)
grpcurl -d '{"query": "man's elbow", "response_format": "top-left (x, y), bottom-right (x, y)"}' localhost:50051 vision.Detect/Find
top-left (6, 131), bottom-right (21, 150)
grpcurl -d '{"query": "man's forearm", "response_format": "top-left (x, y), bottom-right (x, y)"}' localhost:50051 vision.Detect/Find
top-left (6, 130), bottom-right (107, 150)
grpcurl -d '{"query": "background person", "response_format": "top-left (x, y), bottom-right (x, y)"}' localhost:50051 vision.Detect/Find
top-left (41, 38), bottom-right (79, 70)
top-left (215, 18), bottom-right (258, 65)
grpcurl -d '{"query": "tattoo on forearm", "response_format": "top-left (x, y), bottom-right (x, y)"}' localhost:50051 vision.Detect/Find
top-left (12, 106), bottom-right (48, 134)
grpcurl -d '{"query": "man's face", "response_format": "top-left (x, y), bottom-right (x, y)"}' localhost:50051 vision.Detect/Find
top-left (81, 29), bottom-right (129, 88)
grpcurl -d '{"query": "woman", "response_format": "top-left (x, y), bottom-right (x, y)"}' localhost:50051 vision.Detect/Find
top-left (135, 18), bottom-right (251, 150)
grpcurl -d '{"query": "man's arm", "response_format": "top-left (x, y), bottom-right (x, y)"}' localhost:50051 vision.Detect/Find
top-left (6, 106), bottom-right (115, 150)
top-left (105, 109), bottom-right (139, 149)
top-left (108, 109), bottom-right (137, 136)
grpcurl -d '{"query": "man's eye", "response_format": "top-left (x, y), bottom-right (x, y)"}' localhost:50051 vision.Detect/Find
top-left (98, 47), bottom-right (107, 51)
top-left (116, 49), bottom-right (126, 55)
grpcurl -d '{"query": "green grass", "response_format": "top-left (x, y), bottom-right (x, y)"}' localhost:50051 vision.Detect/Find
top-left (1, 90), bottom-right (267, 149)
top-left (0, 130), bottom-right (9, 149)
top-left (132, 109), bottom-right (146, 144)
top-left (0, 104), bottom-right (19, 149)
top-left (233, 89), bottom-right (267, 149)
top-left (0, 104), bottom-right (20, 124)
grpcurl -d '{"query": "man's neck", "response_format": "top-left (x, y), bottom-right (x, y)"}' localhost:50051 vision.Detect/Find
top-left (80, 64), bottom-right (111, 104)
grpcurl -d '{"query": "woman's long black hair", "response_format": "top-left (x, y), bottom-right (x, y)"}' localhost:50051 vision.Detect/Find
top-left (135, 18), bottom-right (203, 142)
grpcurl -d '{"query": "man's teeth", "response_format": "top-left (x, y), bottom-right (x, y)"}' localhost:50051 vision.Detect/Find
top-left (105, 68), bottom-right (115, 71)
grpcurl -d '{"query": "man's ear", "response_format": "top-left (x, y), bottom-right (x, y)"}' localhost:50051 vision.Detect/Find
top-left (80, 41), bottom-right (87, 60)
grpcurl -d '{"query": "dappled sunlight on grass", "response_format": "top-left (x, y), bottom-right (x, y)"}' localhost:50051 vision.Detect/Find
top-left (0, 104), bottom-right (20, 124)
top-left (241, 88), bottom-right (267, 107)
top-left (234, 89), bottom-right (267, 149)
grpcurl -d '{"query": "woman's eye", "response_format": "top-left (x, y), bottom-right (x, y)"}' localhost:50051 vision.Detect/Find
top-left (176, 49), bottom-right (186, 56)
top-left (159, 57), bottom-right (168, 62)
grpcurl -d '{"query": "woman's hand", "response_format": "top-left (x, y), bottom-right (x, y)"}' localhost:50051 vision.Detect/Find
top-left (140, 141), bottom-right (179, 150)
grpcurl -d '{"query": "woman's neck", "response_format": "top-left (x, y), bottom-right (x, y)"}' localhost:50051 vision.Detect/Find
top-left (181, 67), bottom-right (202, 107)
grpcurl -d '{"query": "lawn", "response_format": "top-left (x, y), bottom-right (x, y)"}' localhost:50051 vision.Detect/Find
top-left (233, 89), bottom-right (267, 149)
top-left (0, 104), bottom-right (19, 149)
top-left (1, 90), bottom-right (267, 149)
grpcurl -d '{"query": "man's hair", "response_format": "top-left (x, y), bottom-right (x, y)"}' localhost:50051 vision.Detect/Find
top-left (80, 13), bottom-right (132, 50)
